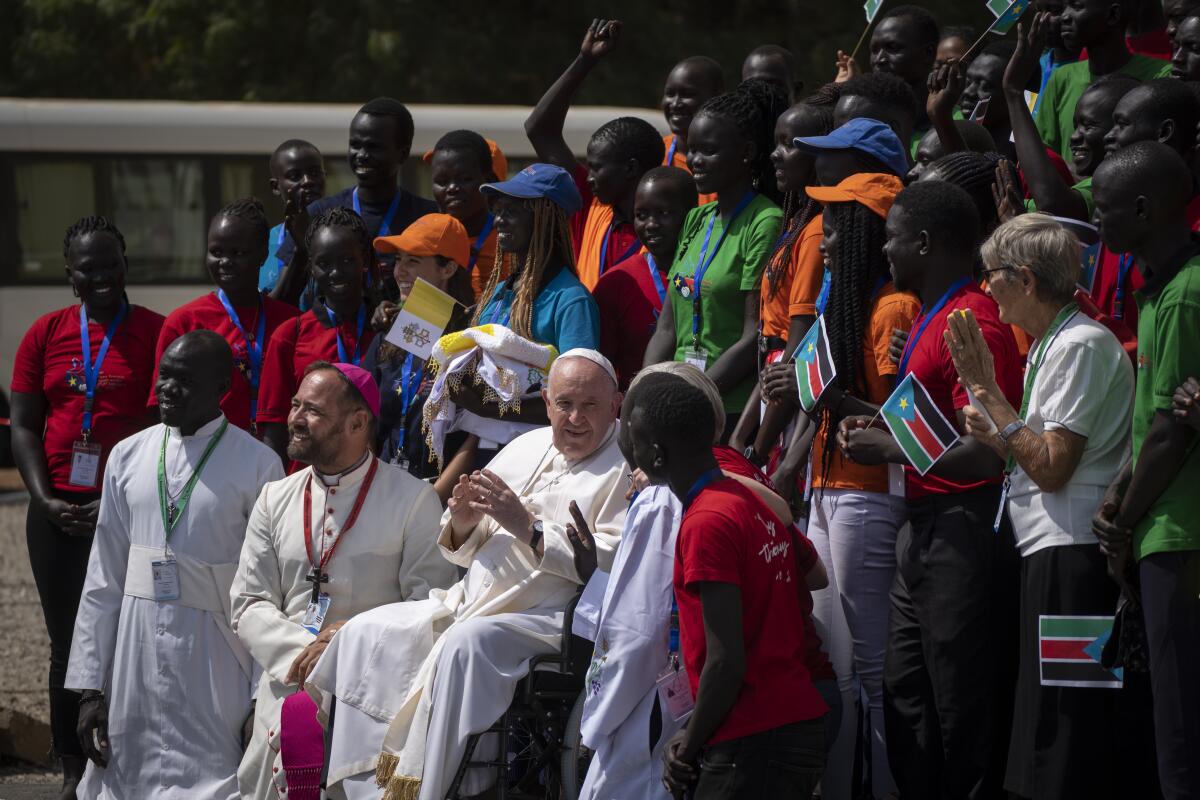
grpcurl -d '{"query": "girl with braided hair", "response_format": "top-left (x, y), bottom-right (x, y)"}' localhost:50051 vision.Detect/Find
top-left (802, 174), bottom-right (918, 800)
top-left (644, 80), bottom-right (787, 439)
top-left (257, 206), bottom-right (378, 464)
top-left (11, 216), bottom-right (165, 796)
top-left (151, 198), bottom-right (299, 436)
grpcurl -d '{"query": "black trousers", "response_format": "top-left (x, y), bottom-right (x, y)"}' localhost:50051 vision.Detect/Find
top-left (883, 485), bottom-right (1020, 800)
top-left (1140, 549), bottom-right (1200, 800)
top-left (26, 489), bottom-right (99, 758)
top-left (693, 718), bottom-right (826, 800)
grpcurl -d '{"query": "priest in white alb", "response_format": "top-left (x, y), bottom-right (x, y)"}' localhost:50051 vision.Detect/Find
top-left (230, 361), bottom-right (454, 800)
top-left (66, 332), bottom-right (284, 799)
top-left (306, 349), bottom-right (629, 800)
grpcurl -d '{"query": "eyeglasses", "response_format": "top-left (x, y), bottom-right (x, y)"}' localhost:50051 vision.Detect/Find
top-left (979, 266), bottom-right (1014, 280)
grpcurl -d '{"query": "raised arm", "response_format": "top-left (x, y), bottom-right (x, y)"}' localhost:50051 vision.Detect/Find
top-left (928, 62), bottom-right (969, 156)
top-left (524, 18), bottom-right (622, 171)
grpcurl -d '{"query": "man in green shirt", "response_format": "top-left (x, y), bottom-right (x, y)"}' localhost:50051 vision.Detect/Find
top-left (1092, 141), bottom-right (1200, 798)
top-left (1034, 0), bottom-right (1171, 163)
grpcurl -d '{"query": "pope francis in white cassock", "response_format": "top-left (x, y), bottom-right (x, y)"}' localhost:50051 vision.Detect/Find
top-left (306, 348), bottom-right (629, 800)
top-left (229, 362), bottom-right (455, 800)
top-left (66, 332), bottom-right (284, 799)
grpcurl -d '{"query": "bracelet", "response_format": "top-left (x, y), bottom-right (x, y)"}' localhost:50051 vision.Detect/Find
top-left (79, 690), bottom-right (104, 705)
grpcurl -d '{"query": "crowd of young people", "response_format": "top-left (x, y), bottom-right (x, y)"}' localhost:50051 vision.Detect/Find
top-left (10, 2), bottom-right (1200, 798)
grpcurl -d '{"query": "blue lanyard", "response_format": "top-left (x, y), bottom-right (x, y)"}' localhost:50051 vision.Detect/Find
top-left (216, 289), bottom-right (266, 427)
top-left (646, 253), bottom-right (668, 317)
top-left (78, 301), bottom-right (129, 437)
top-left (598, 220), bottom-right (640, 277)
top-left (691, 191), bottom-right (757, 338)
top-left (393, 353), bottom-right (424, 453)
top-left (666, 136), bottom-right (678, 165)
top-left (684, 466), bottom-right (724, 508)
top-left (815, 268), bottom-right (832, 315)
top-left (485, 285), bottom-right (513, 327)
top-left (898, 277), bottom-right (971, 377)
top-left (353, 187), bottom-right (403, 239)
top-left (467, 215), bottom-right (495, 273)
top-left (1033, 51), bottom-right (1056, 116)
top-left (273, 224), bottom-right (287, 268)
top-left (1113, 253), bottom-right (1134, 320)
top-left (326, 304), bottom-right (366, 365)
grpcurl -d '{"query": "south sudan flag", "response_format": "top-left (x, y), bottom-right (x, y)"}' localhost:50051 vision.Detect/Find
top-left (880, 373), bottom-right (959, 475)
top-left (794, 316), bottom-right (836, 413)
top-left (1039, 615), bottom-right (1123, 688)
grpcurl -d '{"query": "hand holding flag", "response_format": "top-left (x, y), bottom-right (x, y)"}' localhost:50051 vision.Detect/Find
top-left (794, 316), bottom-right (837, 413)
top-left (384, 278), bottom-right (458, 360)
top-left (879, 373), bottom-right (961, 475)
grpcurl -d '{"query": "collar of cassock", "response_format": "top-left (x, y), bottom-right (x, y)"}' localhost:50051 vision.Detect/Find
top-left (167, 413), bottom-right (226, 441)
top-left (313, 449), bottom-right (373, 489)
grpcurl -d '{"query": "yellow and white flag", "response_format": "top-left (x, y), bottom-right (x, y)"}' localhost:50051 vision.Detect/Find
top-left (384, 278), bottom-right (457, 359)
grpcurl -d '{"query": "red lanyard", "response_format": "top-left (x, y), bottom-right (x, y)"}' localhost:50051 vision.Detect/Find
top-left (303, 457), bottom-right (379, 579)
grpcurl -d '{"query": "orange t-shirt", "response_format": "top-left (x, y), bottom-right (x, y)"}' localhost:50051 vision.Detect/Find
top-left (812, 283), bottom-right (920, 493)
top-left (760, 214), bottom-right (825, 339)
top-left (787, 214), bottom-right (826, 319)
top-left (663, 134), bottom-right (717, 205)
top-left (469, 227), bottom-right (501, 300)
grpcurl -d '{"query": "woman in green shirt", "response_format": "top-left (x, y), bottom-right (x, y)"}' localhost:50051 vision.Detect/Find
top-left (644, 79), bottom-right (786, 439)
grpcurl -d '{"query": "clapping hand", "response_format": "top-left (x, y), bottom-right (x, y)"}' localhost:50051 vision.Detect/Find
top-left (566, 500), bottom-right (598, 581)
top-left (992, 159), bottom-right (1026, 224)
top-left (944, 308), bottom-right (997, 395)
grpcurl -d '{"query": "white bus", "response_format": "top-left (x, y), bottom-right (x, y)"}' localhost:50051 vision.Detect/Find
top-left (0, 98), bottom-right (665, 385)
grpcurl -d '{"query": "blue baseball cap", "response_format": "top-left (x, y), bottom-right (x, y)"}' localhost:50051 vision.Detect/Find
top-left (793, 118), bottom-right (911, 179)
top-left (480, 162), bottom-right (582, 217)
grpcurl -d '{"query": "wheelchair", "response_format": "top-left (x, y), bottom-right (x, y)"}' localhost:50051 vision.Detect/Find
top-left (445, 593), bottom-right (593, 800)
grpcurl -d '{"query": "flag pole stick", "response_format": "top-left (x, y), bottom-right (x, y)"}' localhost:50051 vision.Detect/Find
top-left (959, 23), bottom-right (998, 63)
top-left (849, 21), bottom-right (874, 62)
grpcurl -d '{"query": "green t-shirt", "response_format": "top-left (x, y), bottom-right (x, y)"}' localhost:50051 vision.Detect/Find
top-left (1023, 176), bottom-right (1095, 220)
top-left (667, 194), bottom-right (783, 413)
top-left (1034, 55), bottom-right (1172, 164)
top-left (909, 107), bottom-right (966, 159)
top-left (1132, 255), bottom-right (1200, 559)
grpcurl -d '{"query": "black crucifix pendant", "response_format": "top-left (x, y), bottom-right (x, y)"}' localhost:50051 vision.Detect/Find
top-left (167, 502), bottom-right (178, 524)
top-left (306, 570), bottom-right (329, 605)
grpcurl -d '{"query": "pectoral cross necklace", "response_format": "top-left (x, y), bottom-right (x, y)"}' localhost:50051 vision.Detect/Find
top-left (301, 457), bottom-right (380, 604)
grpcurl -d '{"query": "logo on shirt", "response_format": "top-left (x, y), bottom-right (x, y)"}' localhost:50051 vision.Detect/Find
top-left (1137, 352), bottom-right (1148, 371)
top-left (754, 512), bottom-right (793, 584)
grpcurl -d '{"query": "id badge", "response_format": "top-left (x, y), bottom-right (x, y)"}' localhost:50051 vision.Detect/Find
top-left (69, 441), bottom-right (102, 488)
top-left (302, 593), bottom-right (331, 635)
top-left (683, 347), bottom-right (708, 371)
top-left (151, 558), bottom-right (180, 602)
top-left (888, 463), bottom-right (906, 498)
top-left (656, 663), bottom-right (695, 723)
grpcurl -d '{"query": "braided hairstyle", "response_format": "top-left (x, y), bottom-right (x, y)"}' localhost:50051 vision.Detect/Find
top-left (920, 150), bottom-right (1010, 233)
top-left (818, 201), bottom-right (890, 474)
top-left (694, 78), bottom-right (790, 206)
top-left (765, 91), bottom-right (838, 300)
top-left (215, 196), bottom-right (271, 259)
top-left (63, 215), bottom-right (127, 259)
top-left (304, 206), bottom-right (374, 305)
top-left (470, 198), bottom-right (575, 341)
top-left (590, 117), bottom-right (666, 172)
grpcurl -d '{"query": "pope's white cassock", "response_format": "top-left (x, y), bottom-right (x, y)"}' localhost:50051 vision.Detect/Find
top-left (307, 423), bottom-right (628, 800)
top-left (65, 415), bottom-right (283, 799)
top-left (577, 484), bottom-right (683, 800)
top-left (230, 454), bottom-right (454, 800)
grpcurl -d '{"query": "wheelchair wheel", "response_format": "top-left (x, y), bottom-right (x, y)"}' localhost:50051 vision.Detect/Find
top-left (558, 690), bottom-right (591, 800)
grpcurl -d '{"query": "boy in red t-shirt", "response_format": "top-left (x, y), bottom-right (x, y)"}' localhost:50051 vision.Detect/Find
top-left (623, 371), bottom-right (827, 798)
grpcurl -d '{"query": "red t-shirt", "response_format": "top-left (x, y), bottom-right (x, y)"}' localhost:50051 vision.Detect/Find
top-left (257, 302), bottom-right (376, 425)
top-left (675, 477), bottom-right (828, 745)
top-left (594, 252), bottom-right (665, 390)
top-left (570, 164), bottom-right (639, 285)
top-left (11, 304), bottom-right (164, 492)
top-left (149, 292), bottom-right (299, 432)
top-left (711, 445), bottom-right (836, 682)
top-left (901, 284), bottom-right (1022, 498)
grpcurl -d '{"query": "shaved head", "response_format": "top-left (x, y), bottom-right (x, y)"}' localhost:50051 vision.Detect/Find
top-left (673, 55), bottom-right (726, 92)
top-left (164, 330), bottom-right (232, 381)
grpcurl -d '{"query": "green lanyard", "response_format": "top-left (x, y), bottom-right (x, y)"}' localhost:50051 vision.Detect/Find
top-left (157, 418), bottom-right (229, 539)
top-left (1007, 302), bottom-right (1078, 471)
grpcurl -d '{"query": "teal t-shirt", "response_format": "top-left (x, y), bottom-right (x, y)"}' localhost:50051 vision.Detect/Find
top-left (666, 194), bottom-right (783, 412)
top-left (478, 265), bottom-right (600, 353)
top-left (1034, 55), bottom-right (1172, 164)
top-left (1132, 255), bottom-right (1200, 559)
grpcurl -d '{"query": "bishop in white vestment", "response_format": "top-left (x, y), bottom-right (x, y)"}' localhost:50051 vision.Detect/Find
top-left (231, 361), bottom-right (454, 799)
top-left (307, 350), bottom-right (629, 800)
top-left (66, 332), bottom-right (284, 799)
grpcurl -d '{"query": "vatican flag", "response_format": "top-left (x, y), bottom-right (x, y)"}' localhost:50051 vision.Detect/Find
top-left (385, 278), bottom-right (457, 359)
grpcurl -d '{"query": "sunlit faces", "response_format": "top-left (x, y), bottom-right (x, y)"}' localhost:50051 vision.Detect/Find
top-left (308, 225), bottom-right (367, 306)
top-left (634, 177), bottom-right (691, 258)
top-left (771, 105), bottom-right (823, 194)
top-left (392, 251), bottom-right (457, 301)
top-left (431, 148), bottom-right (490, 222)
top-left (270, 145), bottom-right (325, 207)
top-left (287, 369), bottom-right (365, 466)
top-left (870, 17), bottom-right (935, 84)
top-left (686, 112), bottom-right (754, 196)
top-left (206, 214), bottom-right (265, 300)
top-left (490, 194), bottom-right (535, 255)
top-left (348, 112), bottom-right (407, 189)
top-left (542, 358), bottom-right (621, 461)
top-left (66, 232), bottom-right (127, 313)
top-left (661, 62), bottom-right (721, 141)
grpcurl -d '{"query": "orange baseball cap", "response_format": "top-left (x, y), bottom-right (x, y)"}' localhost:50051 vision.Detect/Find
top-left (422, 138), bottom-right (508, 181)
top-left (806, 173), bottom-right (905, 220)
top-left (374, 213), bottom-right (470, 267)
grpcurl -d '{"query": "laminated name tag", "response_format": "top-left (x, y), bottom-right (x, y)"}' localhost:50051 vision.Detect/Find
top-left (302, 593), bottom-right (331, 635)
top-left (151, 558), bottom-right (180, 602)
top-left (683, 347), bottom-right (708, 371)
top-left (656, 663), bottom-right (695, 722)
top-left (69, 441), bottom-right (102, 488)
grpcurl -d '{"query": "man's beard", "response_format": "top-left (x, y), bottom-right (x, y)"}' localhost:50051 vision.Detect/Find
top-left (287, 426), bottom-right (340, 466)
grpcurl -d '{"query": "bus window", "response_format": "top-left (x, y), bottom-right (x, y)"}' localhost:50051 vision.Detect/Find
top-left (110, 157), bottom-right (205, 283)
top-left (13, 160), bottom-right (95, 281)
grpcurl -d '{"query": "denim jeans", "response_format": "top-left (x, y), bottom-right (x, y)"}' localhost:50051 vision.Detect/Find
top-left (693, 718), bottom-right (825, 799)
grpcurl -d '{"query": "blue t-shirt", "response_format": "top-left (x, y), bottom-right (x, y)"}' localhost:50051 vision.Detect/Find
top-left (478, 266), bottom-right (599, 353)
top-left (258, 223), bottom-right (287, 292)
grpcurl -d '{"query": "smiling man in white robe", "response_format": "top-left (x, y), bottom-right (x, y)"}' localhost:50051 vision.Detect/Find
top-left (230, 361), bottom-right (454, 800)
top-left (306, 348), bottom-right (629, 800)
top-left (66, 332), bottom-right (284, 799)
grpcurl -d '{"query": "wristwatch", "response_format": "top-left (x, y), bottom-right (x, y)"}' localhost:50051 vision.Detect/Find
top-left (998, 419), bottom-right (1027, 444)
top-left (528, 519), bottom-right (544, 551)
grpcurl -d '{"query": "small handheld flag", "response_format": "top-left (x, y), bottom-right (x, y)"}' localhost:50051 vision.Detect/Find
top-left (1039, 615), bottom-right (1123, 688)
top-left (384, 278), bottom-right (457, 360)
top-left (986, 0), bottom-right (1031, 35)
top-left (865, 0), bottom-right (884, 22)
top-left (1079, 242), bottom-right (1101, 295)
top-left (880, 373), bottom-right (960, 475)
top-left (794, 316), bottom-right (837, 413)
